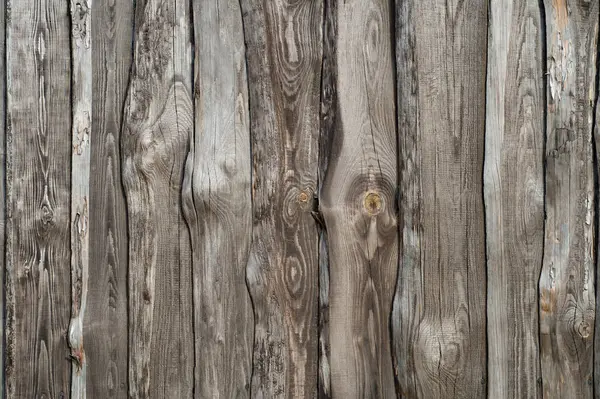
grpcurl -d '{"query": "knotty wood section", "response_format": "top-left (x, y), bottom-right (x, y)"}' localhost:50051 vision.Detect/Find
top-left (5, 0), bottom-right (73, 397)
top-left (240, 0), bottom-right (323, 396)
top-left (484, 1), bottom-right (545, 397)
top-left (392, 1), bottom-right (488, 397)
top-left (539, 1), bottom-right (598, 397)
top-left (181, 1), bottom-right (253, 397)
top-left (121, 0), bottom-right (194, 397)
top-left (84, 0), bottom-right (132, 397)
top-left (320, 0), bottom-right (397, 396)
top-left (68, 1), bottom-right (92, 396)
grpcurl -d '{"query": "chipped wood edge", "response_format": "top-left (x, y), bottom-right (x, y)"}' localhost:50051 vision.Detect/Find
top-left (68, 1), bottom-right (92, 397)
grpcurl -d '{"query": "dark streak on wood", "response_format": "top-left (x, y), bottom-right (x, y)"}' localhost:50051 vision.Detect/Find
top-left (84, 0), bottom-right (133, 396)
top-left (5, 0), bottom-right (72, 397)
top-left (121, 0), bottom-right (194, 397)
top-left (392, 0), bottom-right (488, 397)
top-left (240, 0), bottom-right (323, 397)
top-left (320, 0), bottom-right (397, 397)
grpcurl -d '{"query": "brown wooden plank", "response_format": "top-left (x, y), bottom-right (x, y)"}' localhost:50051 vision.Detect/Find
top-left (121, 0), bottom-right (194, 397)
top-left (181, 1), bottom-right (254, 397)
top-left (84, 0), bottom-right (132, 397)
top-left (319, 0), bottom-right (397, 396)
top-left (539, 1), bottom-right (598, 397)
top-left (391, 0), bottom-right (488, 397)
top-left (5, 0), bottom-right (73, 397)
top-left (484, 0), bottom-right (545, 397)
top-left (240, 0), bottom-right (323, 396)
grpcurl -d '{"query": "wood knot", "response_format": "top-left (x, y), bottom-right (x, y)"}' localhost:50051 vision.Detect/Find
top-left (364, 192), bottom-right (382, 215)
top-left (578, 321), bottom-right (591, 338)
top-left (298, 191), bottom-right (309, 203)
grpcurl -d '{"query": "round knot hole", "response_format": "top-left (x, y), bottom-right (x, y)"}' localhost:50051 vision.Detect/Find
top-left (298, 191), bottom-right (309, 203)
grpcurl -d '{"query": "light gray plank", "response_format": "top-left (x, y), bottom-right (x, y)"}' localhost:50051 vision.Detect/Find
top-left (181, 1), bottom-right (254, 397)
top-left (484, 0), bottom-right (545, 397)
top-left (539, 1), bottom-right (598, 397)
top-left (319, 0), bottom-right (398, 396)
top-left (392, 0), bottom-right (488, 397)
top-left (121, 0), bottom-right (194, 397)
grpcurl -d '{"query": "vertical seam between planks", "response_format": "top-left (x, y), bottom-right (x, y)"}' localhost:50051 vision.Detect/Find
top-left (537, 0), bottom-right (547, 395)
top-left (483, 0), bottom-right (490, 395)
top-left (188, 0), bottom-right (196, 397)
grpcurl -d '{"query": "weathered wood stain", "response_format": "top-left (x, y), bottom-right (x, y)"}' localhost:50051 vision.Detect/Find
top-left (5, 1), bottom-right (600, 398)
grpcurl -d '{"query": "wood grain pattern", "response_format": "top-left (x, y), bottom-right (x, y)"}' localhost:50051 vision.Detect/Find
top-left (240, 0), bottom-right (323, 396)
top-left (0, 0), bottom-right (5, 395)
top-left (181, 1), bottom-right (254, 397)
top-left (320, 0), bottom-right (397, 396)
top-left (539, 1), bottom-right (598, 397)
top-left (121, 0), bottom-right (194, 397)
top-left (484, 1), bottom-right (545, 397)
top-left (68, 1), bottom-right (92, 396)
top-left (5, 0), bottom-right (73, 397)
top-left (84, 0), bottom-right (132, 396)
top-left (392, 0), bottom-right (488, 397)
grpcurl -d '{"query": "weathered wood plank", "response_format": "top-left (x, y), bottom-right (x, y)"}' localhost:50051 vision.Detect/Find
top-left (121, 0), bottom-right (194, 397)
top-left (240, 0), bottom-right (323, 396)
top-left (0, 0), bottom-right (6, 395)
top-left (484, 1), bottom-right (545, 397)
top-left (5, 0), bottom-right (73, 397)
top-left (68, 1), bottom-right (92, 397)
top-left (319, 0), bottom-right (397, 396)
top-left (181, 1), bottom-right (253, 397)
top-left (539, 1), bottom-right (598, 397)
top-left (84, 0), bottom-right (132, 396)
top-left (392, 0), bottom-right (488, 397)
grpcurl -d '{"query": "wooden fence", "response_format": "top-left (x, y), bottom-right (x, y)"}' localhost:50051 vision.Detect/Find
top-left (2, 0), bottom-right (600, 398)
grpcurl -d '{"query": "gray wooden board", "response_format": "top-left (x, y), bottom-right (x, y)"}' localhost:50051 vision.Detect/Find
top-left (121, 0), bottom-right (194, 397)
top-left (240, 0), bottom-right (323, 396)
top-left (5, 0), bottom-right (73, 396)
top-left (392, 0), bottom-right (489, 397)
top-left (484, 0), bottom-right (545, 397)
top-left (181, 1), bottom-right (254, 397)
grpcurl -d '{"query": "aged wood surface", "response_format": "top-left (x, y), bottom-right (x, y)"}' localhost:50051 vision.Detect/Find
top-left (392, 0), bottom-right (488, 397)
top-left (0, 0), bottom-right (5, 395)
top-left (68, 0), bottom-right (92, 396)
top-left (320, 0), bottom-right (397, 397)
top-left (181, 1), bottom-right (254, 397)
top-left (240, 0), bottom-right (323, 396)
top-left (484, 0), bottom-right (545, 397)
top-left (5, 0), bottom-right (73, 397)
top-left (539, 1), bottom-right (598, 398)
top-left (84, 0), bottom-right (132, 396)
top-left (121, 0), bottom-right (194, 397)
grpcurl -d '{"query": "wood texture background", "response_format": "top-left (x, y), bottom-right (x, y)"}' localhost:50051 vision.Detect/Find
top-left (4, 0), bottom-right (600, 398)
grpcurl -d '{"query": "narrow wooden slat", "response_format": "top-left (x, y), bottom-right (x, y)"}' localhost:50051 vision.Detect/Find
top-left (121, 0), bottom-right (194, 397)
top-left (484, 0), bottom-right (545, 397)
top-left (5, 0), bottom-right (72, 397)
top-left (320, 0), bottom-right (397, 396)
top-left (539, 1), bottom-right (598, 397)
top-left (240, 0), bottom-right (323, 396)
top-left (84, 0), bottom-right (132, 396)
top-left (392, 0), bottom-right (488, 397)
top-left (181, 1), bottom-right (253, 397)
top-left (68, 0), bottom-right (92, 397)
top-left (0, 0), bottom-right (6, 394)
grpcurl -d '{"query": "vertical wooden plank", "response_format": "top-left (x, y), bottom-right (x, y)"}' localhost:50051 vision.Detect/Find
top-left (392, 0), bottom-right (488, 397)
top-left (539, 1), bottom-right (598, 397)
top-left (484, 0), bottom-right (545, 397)
top-left (84, 0), bottom-right (132, 397)
top-left (320, 0), bottom-right (397, 396)
top-left (181, 1), bottom-right (254, 397)
top-left (240, 0), bottom-right (323, 396)
top-left (68, 1), bottom-right (92, 397)
top-left (121, 0), bottom-right (194, 397)
top-left (0, 0), bottom-right (5, 394)
top-left (5, 0), bottom-right (72, 397)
